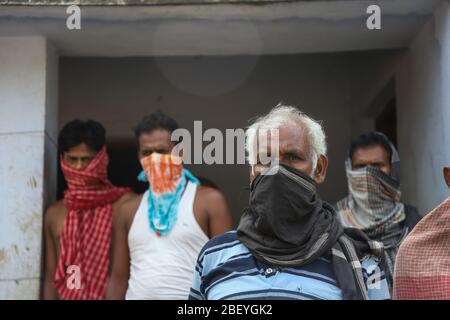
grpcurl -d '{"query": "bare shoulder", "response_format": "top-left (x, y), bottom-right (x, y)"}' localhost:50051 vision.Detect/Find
top-left (196, 185), bottom-right (227, 203)
top-left (195, 185), bottom-right (230, 215)
top-left (45, 200), bottom-right (67, 224)
top-left (44, 200), bottom-right (68, 236)
top-left (118, 193), bottom-right (142, 214)
top-left (114, 193), bottom-right (143, 231)
top-left (113, 191), bottom-right (137, 208)
top-left (195, 185), bottom-right (233, 236)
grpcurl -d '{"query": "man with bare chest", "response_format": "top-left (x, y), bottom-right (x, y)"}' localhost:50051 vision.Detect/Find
top-left (43, 120), bottom-right (134, 299)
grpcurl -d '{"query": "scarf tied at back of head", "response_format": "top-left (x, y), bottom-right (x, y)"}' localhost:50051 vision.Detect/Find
top-left (54, 146), bottom-right (130, 300)
top-left (335, 132), bottom-right (407, 289)
top-left (138, 152), bottom-right (199, 237)
top-left (237, 163), bottom-right (384, 300)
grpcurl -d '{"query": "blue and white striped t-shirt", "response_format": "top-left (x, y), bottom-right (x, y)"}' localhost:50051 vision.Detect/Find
top-left (189, 231), bottom-right (390, 300)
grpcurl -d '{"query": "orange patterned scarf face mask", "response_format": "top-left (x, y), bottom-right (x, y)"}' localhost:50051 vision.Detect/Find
top-left (140, 153), bottom-right (183, 194)
top-left (138, 153), bottom-right (199, 236)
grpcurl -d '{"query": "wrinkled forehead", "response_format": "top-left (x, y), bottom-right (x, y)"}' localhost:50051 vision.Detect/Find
top-left (255, 124), bottom-right (310, 153)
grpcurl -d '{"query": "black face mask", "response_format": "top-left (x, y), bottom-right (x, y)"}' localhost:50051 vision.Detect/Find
top-left (237, 163), bottom-right (343, 266)
top-left (238, 164), bottom-right (383, 300)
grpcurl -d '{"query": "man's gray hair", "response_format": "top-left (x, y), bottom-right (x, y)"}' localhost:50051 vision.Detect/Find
top-left (246, 103), bottom-right (327, 170)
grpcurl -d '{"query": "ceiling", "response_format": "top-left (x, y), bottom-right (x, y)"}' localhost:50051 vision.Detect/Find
top-left (0, 0), bottom-right (442, 56)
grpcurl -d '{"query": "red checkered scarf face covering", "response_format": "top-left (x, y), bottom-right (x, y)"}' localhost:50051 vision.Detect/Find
top-left (393, 196), bottom-right (450, 299)
top-left (53, 146), bottom-right (130, 300)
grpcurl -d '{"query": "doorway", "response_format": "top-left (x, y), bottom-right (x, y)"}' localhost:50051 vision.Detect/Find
top-left (375, 97), bottom-right (398, 148)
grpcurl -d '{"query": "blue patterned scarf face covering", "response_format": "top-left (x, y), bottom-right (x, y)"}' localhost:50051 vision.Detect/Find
top-left (138, 153), bottom-right (199, 236)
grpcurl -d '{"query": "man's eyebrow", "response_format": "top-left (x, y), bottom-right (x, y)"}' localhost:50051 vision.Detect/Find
top-left (354, 161), bottom-right (385, 167)
top-left (283, 150), bottom-right (302, 155)
top-left (280, 147), bottom-right (305, 155)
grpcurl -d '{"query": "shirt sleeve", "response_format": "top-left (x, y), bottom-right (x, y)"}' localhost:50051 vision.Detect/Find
top-left (188, 249), bottom-right (206, 300)
top-left (361, 256), bottom-right (391, 300)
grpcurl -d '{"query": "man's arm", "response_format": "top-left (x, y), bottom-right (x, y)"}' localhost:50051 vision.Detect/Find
top-left (203, 188), bottom-right (233, 238)
top-left (106, 197), bottom-right (138, 300)
top-left (43, 207), bottom-right (59, 300)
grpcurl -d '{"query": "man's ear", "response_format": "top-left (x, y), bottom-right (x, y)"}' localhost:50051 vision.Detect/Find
top-left (249, 165), bottom-right (257, 185)
top-left (176, 144), bottom-right (184, 158)
top-left (314, 155), bottom-right (328, 185)
top-left (444, 166), bottom-right (450, 188)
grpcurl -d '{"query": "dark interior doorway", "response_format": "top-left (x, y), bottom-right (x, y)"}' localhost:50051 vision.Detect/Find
top-left (107, 140), bottom-right (148, 194)
top-left (375, 97), bottom-right (397, 148)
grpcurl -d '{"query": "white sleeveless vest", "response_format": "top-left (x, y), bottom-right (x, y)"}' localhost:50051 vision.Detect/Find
top-left (125, 181), bottom-right (209, 300)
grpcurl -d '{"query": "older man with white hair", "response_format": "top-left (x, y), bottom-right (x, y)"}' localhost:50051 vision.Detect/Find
top-left (189, 104), bottom-right (391, 300)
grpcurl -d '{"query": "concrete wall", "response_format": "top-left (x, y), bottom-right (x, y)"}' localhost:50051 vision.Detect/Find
top-left (0, 37), bottom-right (59, 299)
top-left (58, 54), bottom-right (354, 224)
top-left (395, 0), bottom-right (450, 215)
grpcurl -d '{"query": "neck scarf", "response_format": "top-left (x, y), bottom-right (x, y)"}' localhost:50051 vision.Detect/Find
top-left (394, 197), bottom-right (450, 299)
top-left (54, 146), bottom-right (130, 300)
top-left (237, 164), bottom-right (383, 300)
top-left (335, 134), bottom-right (407, 289)
top-left (138, 153), bottom-right (199, 236)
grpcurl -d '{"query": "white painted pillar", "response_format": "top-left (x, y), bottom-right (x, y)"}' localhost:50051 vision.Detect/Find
top-left (396, 1), bottom-right (450, 215)
top-left (0, 37), bottom-right (59, 299)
